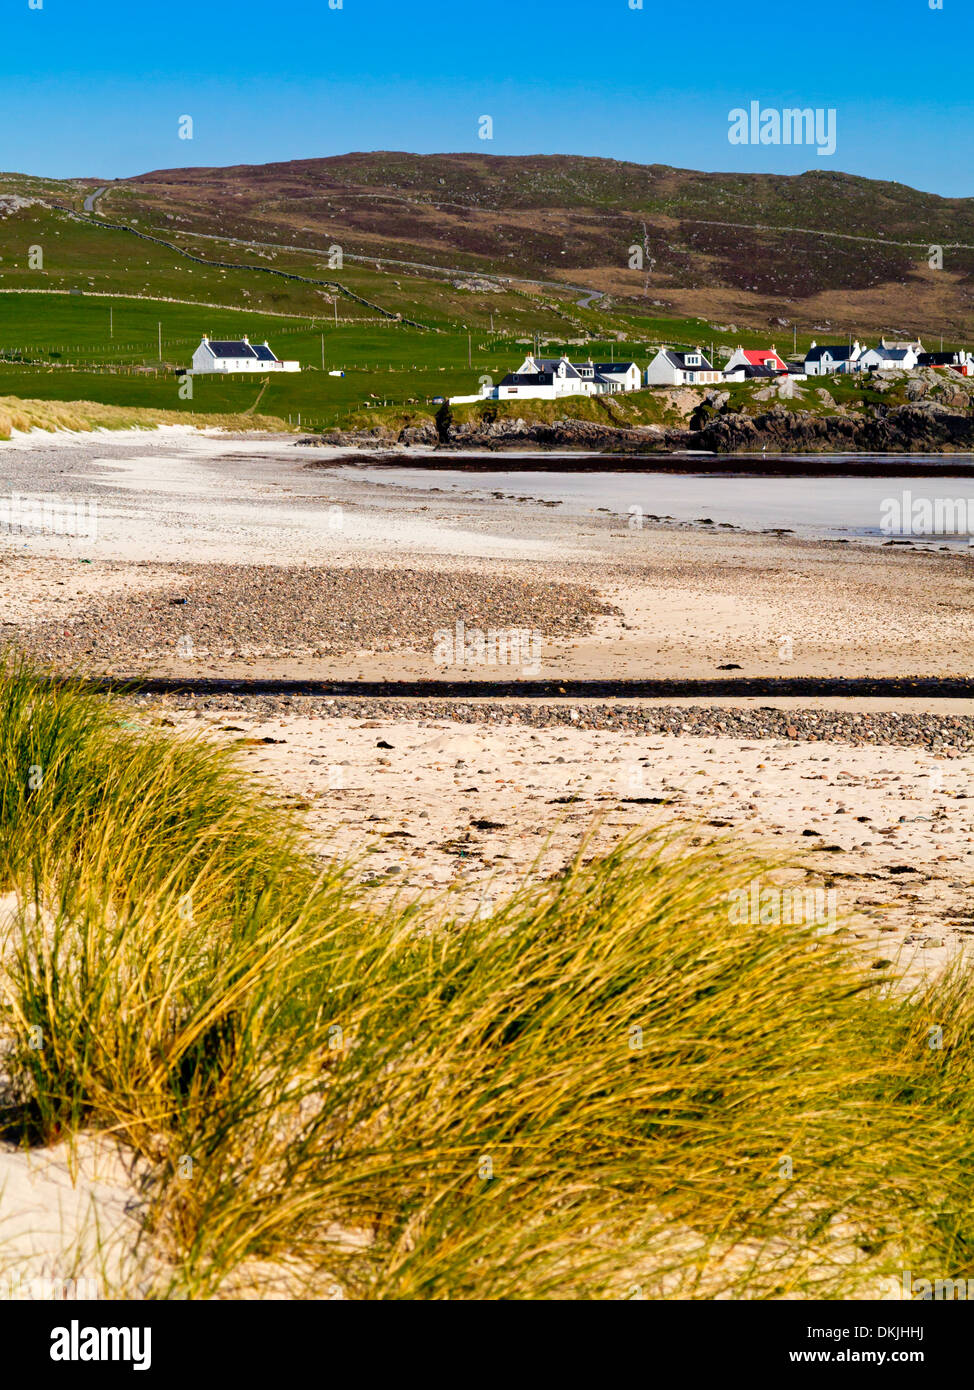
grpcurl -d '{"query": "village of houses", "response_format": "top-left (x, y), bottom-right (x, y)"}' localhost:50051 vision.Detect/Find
top-left (184, 331), bottom-right (974, 407)
top-left (447, 338), bottom-right (974, 405)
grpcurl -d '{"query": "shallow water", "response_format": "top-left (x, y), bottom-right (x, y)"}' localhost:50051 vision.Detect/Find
top-left (341, 463), bottom-right (974, 545)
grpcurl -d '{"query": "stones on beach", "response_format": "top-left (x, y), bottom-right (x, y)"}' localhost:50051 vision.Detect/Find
top-left (12, 564), bottom-right (618, 666)
top-left (124, 691), bottom-right (974, 754)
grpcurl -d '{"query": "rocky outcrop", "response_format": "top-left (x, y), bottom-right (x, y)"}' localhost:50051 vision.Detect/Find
top-left (308, 389), bottom-right (974, 455)
top-left (679, 401), bottom-right (974, 454)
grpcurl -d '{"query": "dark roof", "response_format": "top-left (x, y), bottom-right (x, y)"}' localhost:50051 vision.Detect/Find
top-left (499, 372), bottom-right (555, 387)
top-left (592, 361), bottom-right (638, 373)
top-left (660, 349), bottom-right (715, 371)
top-left (535, 358), bottom-right (581, 378)
top-left (727, 363), bottom-right (780, 379)
top-left (805, 344), bottom-right (857, 363)
top-left (867, 346), bottom-right (911, 361)
top-left (918, 352), bottom-right (962, 366)
top-left (205, 340), bottom-right (258, 359)
top-left (251, 344), bottom-right (278, 361)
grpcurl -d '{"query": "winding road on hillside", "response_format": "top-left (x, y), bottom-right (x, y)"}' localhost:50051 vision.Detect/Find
top-left (82, 186), bottom-right (109, 213)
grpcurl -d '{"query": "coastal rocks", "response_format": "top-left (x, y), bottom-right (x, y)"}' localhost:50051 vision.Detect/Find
top-left (443, 416), bottom-right (664, 450)
top-left (671, 401), bottom-right (974, 454)
top-left (309, 398), bottom-right (974, 455)
top-left (398, 421), bottom-right (439, 447)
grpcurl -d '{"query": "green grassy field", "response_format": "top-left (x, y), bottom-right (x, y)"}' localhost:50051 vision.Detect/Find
top-left (0, 190), bottom-right (967, 433)
top-left (0, 288), bottom-right (762, 430)
top-left (0, 192), bottom-right (873, 432)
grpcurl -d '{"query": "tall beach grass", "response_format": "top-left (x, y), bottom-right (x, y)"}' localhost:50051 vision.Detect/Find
top-left (0, 395), bottom-right (292, 440)
top-left (0, 657), bottom-right (972, 1298)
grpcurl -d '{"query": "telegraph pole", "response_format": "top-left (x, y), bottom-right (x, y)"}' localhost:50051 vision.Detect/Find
top-left (321, 334), bottom-right (325, 370)
top-left (158, 321), bottom-right (162, 361)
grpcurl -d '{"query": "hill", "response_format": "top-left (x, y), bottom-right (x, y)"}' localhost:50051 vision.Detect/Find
top-left (75, 152), bottom-right (974, 337)
top-left (1, 152), bottom-right (973, 432)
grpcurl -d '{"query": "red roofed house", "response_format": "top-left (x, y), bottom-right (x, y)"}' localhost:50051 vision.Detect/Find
top-left (722, 345), bottom-right (790, 376)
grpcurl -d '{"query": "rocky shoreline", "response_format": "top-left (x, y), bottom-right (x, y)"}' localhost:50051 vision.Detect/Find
top-left (308, 398), bottom-right (974, 457)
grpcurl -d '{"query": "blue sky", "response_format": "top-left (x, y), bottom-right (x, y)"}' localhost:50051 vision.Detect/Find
top-left (5, 0), bottom-right (971, 196)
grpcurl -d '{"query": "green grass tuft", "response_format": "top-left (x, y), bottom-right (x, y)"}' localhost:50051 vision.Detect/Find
top-left (0, 657), bottom-right (972, 1299)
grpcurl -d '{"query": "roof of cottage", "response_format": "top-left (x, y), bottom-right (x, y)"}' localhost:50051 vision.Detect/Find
top-left (805, 344), bottom-right (859, 363)
top-left (867, 346), bottom-right (912, 362)
top-left (499, 371), bottom-right (555, 386)
top-left (657, 348), bottom-right (715, 371)
top-left (202, 339), bottom-right (259, 359)
top-left (737, 347), bottom-right (787, 367)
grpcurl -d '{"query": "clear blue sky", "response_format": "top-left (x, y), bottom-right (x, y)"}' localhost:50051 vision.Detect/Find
top-left (6, 0), bottom-right (972, 197)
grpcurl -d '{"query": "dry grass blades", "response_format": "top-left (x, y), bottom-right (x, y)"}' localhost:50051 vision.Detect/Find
top-left (0, 658), bottom-right (971, 1299)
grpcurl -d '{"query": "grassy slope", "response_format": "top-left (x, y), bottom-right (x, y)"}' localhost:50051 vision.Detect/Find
top-left (1, 660), bottom-right (973, 1299)
top-left (2, 157), bottom-right (972, 432)
top-left (93, 155), bottom-right (974, 329)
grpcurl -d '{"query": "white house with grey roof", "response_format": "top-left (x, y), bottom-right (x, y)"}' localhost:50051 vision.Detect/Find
top-left (190, 336), bottom-right (300, 374)
top-left (583, 360), bottom-right (642, 392)
top-left (491, 355), bottom-right (588, 401)
top-left (644, 347), bottom-right (721, 387)
top-left (452, 354), bottom-right (643, 403)
top-left (803, 341), bottom-right (863, 376)
top-left (858, 341), bottom-right (919, 373)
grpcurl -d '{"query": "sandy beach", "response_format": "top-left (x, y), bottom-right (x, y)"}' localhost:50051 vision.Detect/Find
top-left (1, 428), bottom-right (971, 964)
top-left (2, 430), bottom-right (973, 687)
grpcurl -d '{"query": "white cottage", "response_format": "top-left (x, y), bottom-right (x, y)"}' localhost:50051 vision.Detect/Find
top-left (584, 361), bottom-right (643, 393)
top-left (858, 343), bottom-right (918, 373)
top-left (645, 348), bottom-right (721, 387)
top-left (489, 355), bottom-right (589, 401)
top-left (190, 336), bottom-right (300, 374)
top-left (804, 341), bottom-right (863, 376)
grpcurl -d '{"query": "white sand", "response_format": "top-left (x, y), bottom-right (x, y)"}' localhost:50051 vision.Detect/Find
top-left (169, 708), bottom-right (974, 978)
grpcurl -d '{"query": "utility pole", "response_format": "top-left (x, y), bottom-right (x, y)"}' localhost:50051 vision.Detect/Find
top-left (321, 334), bottom-right (325, 370)
top-left (468, 332), bottom-right (472, 369)
top-left (334, 299), bottom-right (338, 326)
top-left (794, 323), bottom-right (797, 357)
top-left (158, 321), bottom-right (162, 361)
top-left (110, 306), bottom-right (113, 339)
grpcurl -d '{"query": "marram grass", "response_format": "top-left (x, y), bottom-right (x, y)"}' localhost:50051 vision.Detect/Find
top-left (0, 657), bottom-right (972, 1299)
top-left (0, 394), bottom-right (292, 440)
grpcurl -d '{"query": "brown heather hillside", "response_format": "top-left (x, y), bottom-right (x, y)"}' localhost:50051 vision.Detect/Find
top-left (72, 152), bottom-right (974, 337)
